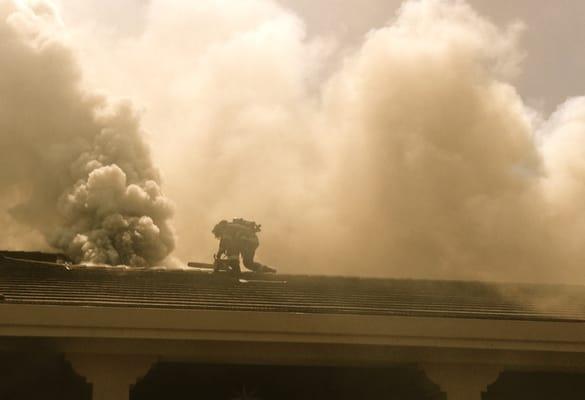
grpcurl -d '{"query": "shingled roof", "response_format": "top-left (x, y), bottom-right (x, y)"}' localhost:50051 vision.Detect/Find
top-left (1, 251), bottom-right (585, 322)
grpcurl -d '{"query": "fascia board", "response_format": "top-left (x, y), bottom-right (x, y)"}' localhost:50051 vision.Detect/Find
top-left (1, 304), bottom-right (585, 353)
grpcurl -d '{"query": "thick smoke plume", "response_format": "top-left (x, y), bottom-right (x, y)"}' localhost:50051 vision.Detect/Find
top-left (3, 0), bottom-right (585, 283)
top-left (0, 1), bottom-right (174, 266)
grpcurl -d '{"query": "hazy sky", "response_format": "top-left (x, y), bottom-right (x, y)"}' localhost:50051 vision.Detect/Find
top-left (57, 0), bottom-right (585, 114)
top-left (283, 0), bottom-right (585, 113)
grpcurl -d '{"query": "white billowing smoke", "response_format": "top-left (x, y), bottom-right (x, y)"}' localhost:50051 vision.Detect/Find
top-left (0, 1), bottom-right (175, 267)
top-left (3, 0), bottom-right (585, 282)
top-left (317, 0), bottom-right (549, 281)
top-left (318, 1), bottom-right (585, 282)
top-left (539, 98), bottom-right (585, 270)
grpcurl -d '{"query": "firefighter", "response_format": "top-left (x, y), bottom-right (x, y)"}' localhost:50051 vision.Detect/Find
top-left (212, 218), bottom-right (276, 274)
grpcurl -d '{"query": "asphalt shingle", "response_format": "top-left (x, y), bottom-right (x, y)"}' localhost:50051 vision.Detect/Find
top-left (1, 252), bottom-right (585, 322)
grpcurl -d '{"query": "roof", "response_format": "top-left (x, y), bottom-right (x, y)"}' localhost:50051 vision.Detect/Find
top-left (1, 252), bottom-right (585, 322)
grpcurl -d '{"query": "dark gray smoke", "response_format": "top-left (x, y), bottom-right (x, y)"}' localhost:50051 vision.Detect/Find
top-left (0, 0), bottom-right (175, 266)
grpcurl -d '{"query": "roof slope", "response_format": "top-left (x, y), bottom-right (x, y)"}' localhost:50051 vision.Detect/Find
top-left (1, 253), bottom-right (585, 322)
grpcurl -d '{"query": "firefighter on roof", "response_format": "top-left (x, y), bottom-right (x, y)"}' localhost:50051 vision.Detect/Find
top-left (212, 218), bottom-right (276, 274)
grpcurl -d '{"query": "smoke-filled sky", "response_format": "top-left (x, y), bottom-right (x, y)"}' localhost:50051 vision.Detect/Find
top-left (2, 0), bottom-right (585, 283)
